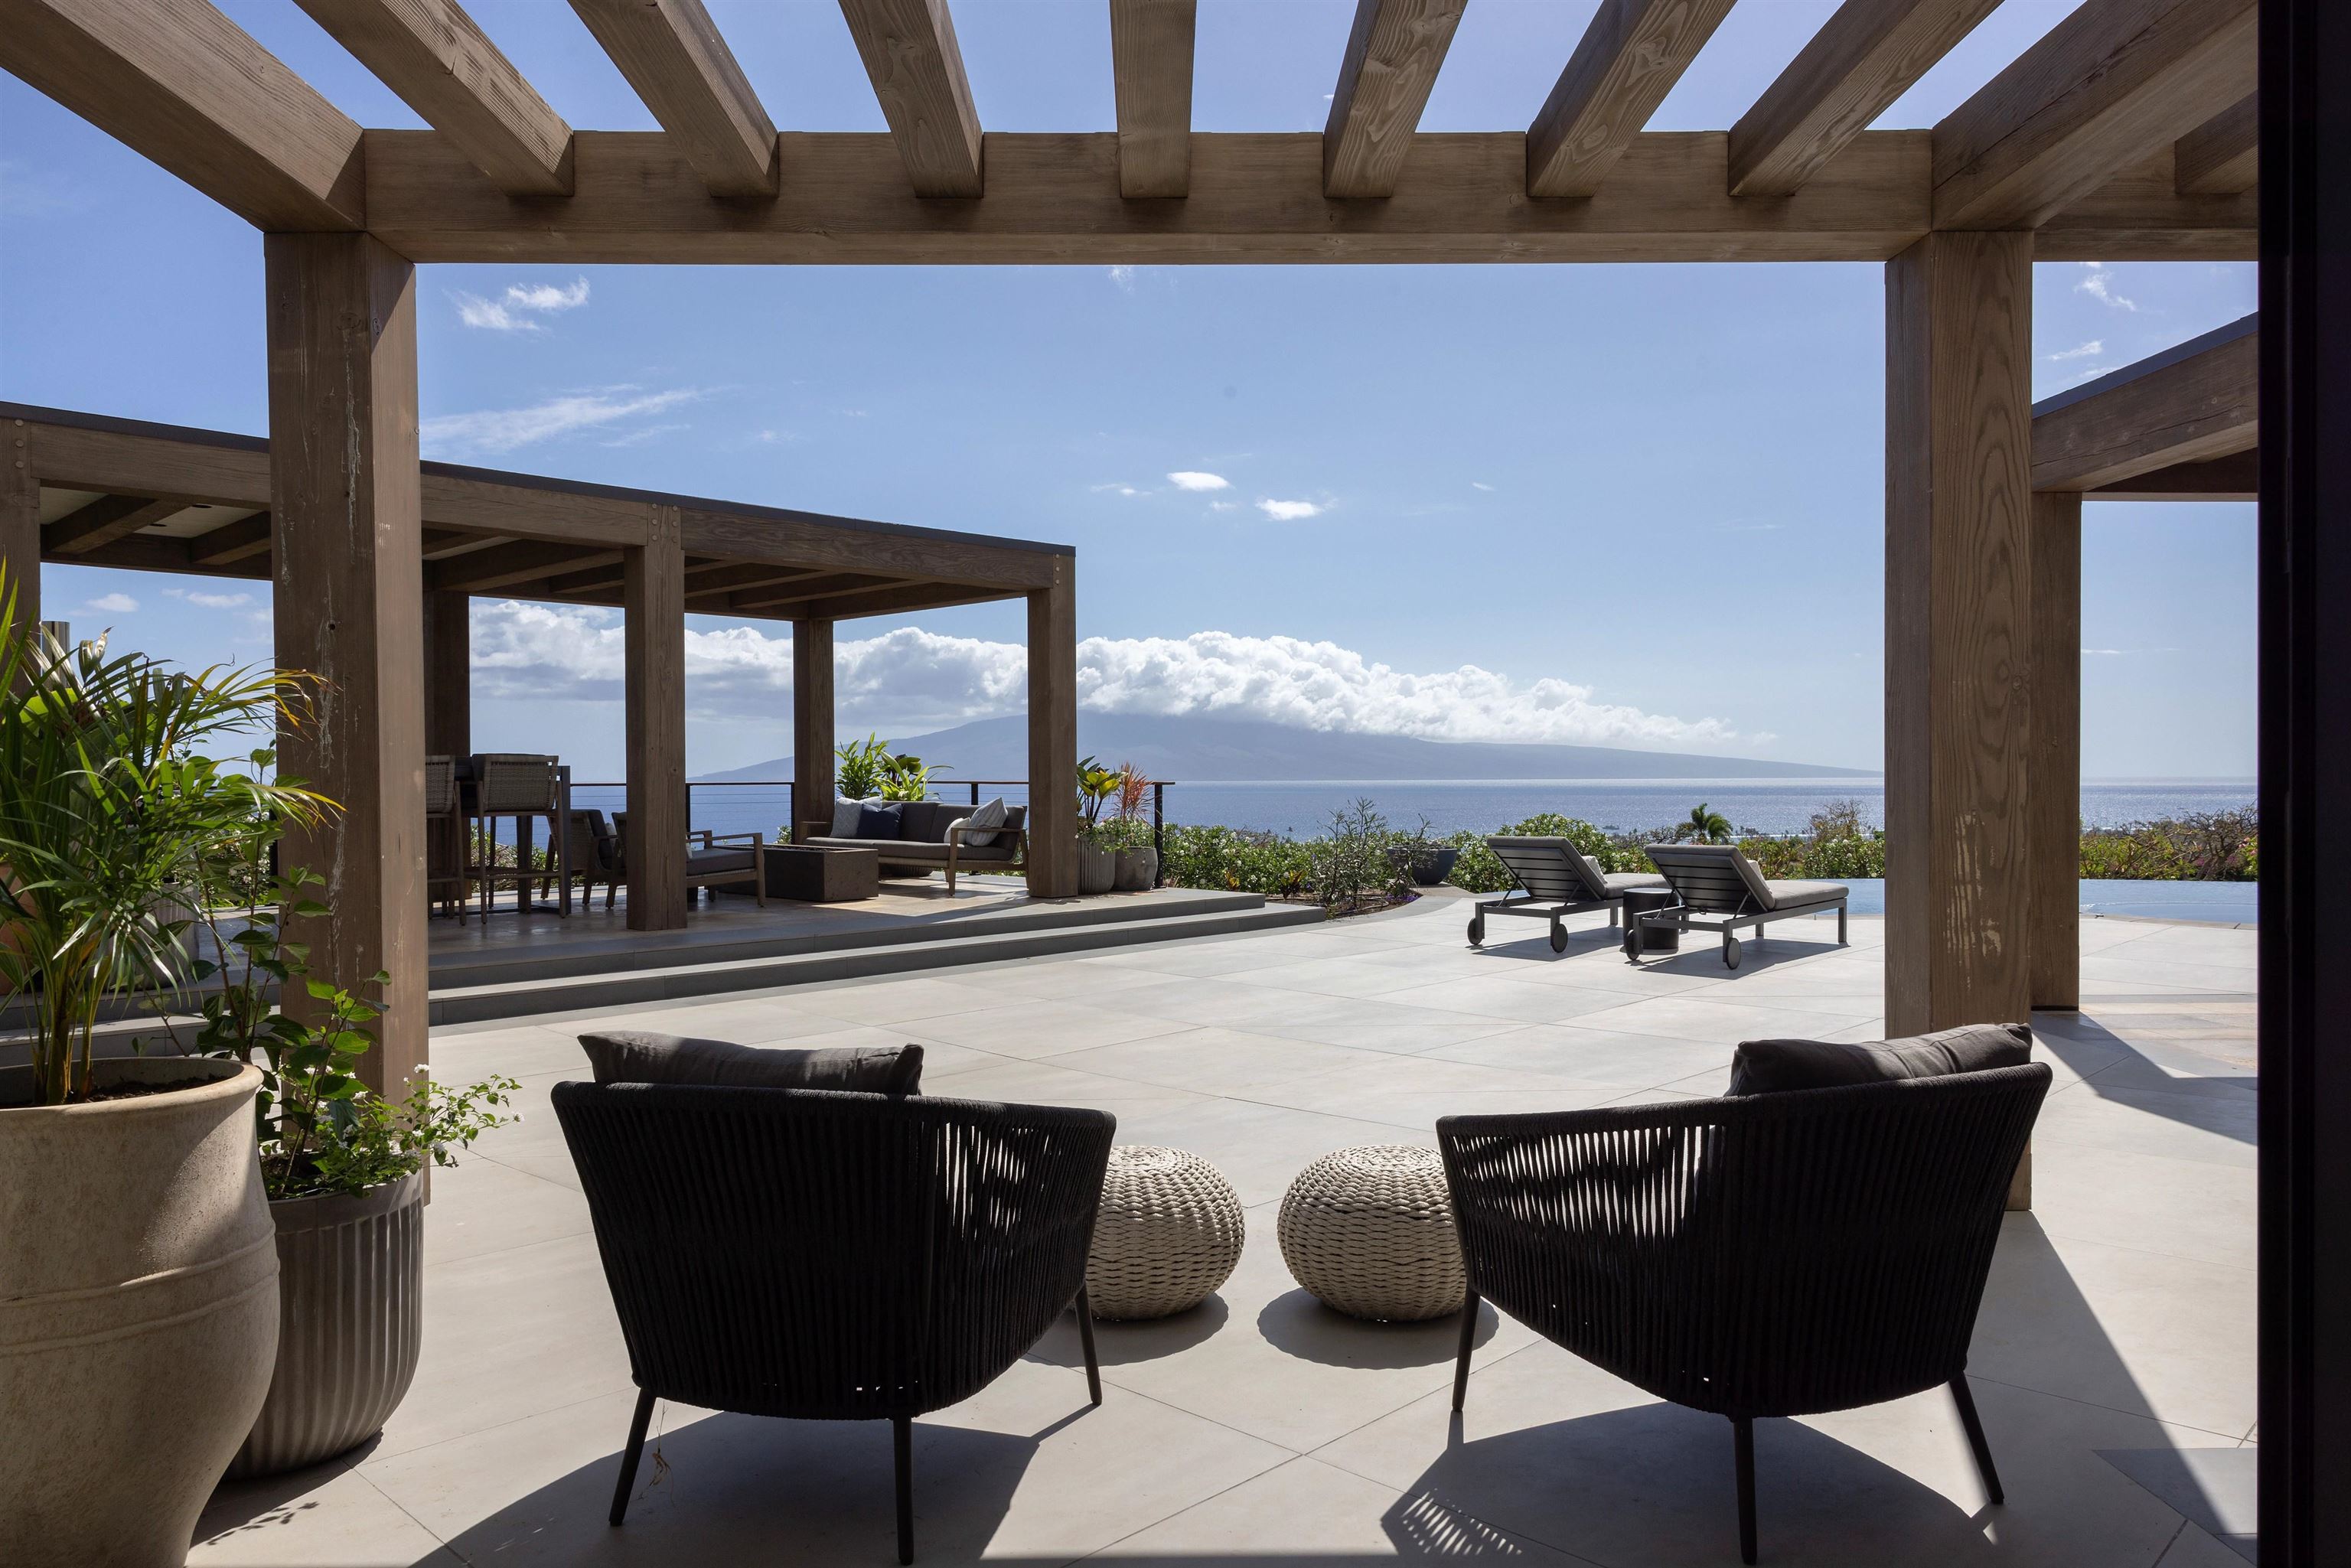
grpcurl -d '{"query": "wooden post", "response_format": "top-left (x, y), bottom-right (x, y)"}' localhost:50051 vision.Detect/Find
top-left (3, 415), bottom-right (37, 635)
top-left (2030, 491), bottom-right (2082, 1011)
top-left (1026, 556), bottom-right (1078, 898)
top-left (425, 589), bottom-right (471, 758)
top-left (624, 504), bottom-right (687, 930)
top-left (265, 233), bottom-right (427, 1097)
top-left (791, 618), bottom-right (834, 840)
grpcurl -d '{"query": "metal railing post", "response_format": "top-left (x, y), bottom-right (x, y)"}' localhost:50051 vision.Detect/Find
top-left (1153, 781), bottom-right (1166, 888)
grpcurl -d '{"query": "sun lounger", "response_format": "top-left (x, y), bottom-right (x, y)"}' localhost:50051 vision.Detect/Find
top-left (1467, 836), bottom-right (1668, 953)
top-left (1629, 843), bottom-right (1849, 968)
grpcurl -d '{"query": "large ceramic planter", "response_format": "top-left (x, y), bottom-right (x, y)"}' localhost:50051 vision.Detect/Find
top-left (229, 1169), bottom-right (426, 1479)
top-left (0, 1058), bottom-right (279, 1568)
top-left (1077, 840), bottom-right (1117, 895)
top-left (1113, 846), bottom-right (1159, 892)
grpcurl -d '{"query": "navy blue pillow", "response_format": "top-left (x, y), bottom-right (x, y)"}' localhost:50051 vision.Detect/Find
top-left (854, 800), bottom-right (904, 839)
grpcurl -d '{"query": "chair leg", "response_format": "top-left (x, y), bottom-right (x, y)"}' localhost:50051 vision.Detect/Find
top-left (1452, 1289), bottom-right (1479, 1413)
top-left (609, 1388), bottom-right (655, 1527)
top-left (1733, 1416), bottom-right (1757, 1566)
top-left (1073, 1284), bottom-right (1103, 1405)
top-left (1950, 1376), bottom-right (2005, 1504)
top-left (893, 1414), bottom-right (915, 1566)
top-left (1838, 905), bottom-right (1848, 944)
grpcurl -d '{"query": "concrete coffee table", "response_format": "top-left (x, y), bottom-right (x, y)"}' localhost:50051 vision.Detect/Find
top-left (755, 844), bottom-right (879, 905)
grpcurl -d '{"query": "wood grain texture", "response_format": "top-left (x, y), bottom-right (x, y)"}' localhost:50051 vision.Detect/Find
top-left (2088, 447), bottom-right (2257, 500)
top-left (264, 232), bottom-right (426, 1095)
top-left (838, 0), bottom-right (984, 197)
top-left (363, 127), bottom-right (1935, 263)
top-left (680, 504), bottom-right (1059, 588)
top-left (683, 563), bottom-right (838, 600)
top-left (2033, 147), bottom-right (2256, 259)
top-left (1526, 0), bottom-right (1736, 200)
top-left (791, 618), bottom-right (834, 839)
top-left (1728, 0), bottom-right (2000, 197)
top-left (2031, 315), bottom-right (2256, 491)
top-left (1884, 230), bottom-right (2034, 1043)
top-left (2173, 93), bottom-right (2256, 194)
top-left (758, 581), bottom-right (1016, 621)
top-left (1932, 0), bottom-right (2255, 230)
top-left (1110, 0), bottom-right (1194, 198)
top-left (624, 507), bottom-right (688, 931)
top-left (2, 419), bottom-right (36, 635)
top-left (1026, 556), bottom-right (1078, 899)
top-left (723, 572), bottom-right (899, 611)
top-left (569, 0), bottom-right (775, 197)
top-left (185, 511), bottom-right (273, 566)
top-left (426, 590), bottom-right (471, 758)
top-left (294, 0), bottom-right (571, 194)
top-left (41, 493), bottom-right (181, 554)
top-left (1322, 0), bottom-right (1465, 199)
top-left (426, 537), bottom-right (621, 592)
top-left (2029, 491), bottom-right (2081, 1012)
top-left (0, 0), bottom-right (367, 229)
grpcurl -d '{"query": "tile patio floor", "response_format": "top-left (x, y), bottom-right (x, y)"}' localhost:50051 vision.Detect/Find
top-left (192, 895), bottom-right (2257, 1567)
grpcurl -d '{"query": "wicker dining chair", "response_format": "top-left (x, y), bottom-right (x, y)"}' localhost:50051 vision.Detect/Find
top-left (1438, 1063), bottom-right (2050, 1565)
top-left (552, 1083), bottom-right (1116, 1565)
top-left (422, 755), bottom-right (468, 921)
top-left (471, 752), bottom-right (562, 917)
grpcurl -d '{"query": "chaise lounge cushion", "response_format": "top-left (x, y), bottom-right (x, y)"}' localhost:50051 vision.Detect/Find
top-left (1759, 877), bottom-right (1850, 911)
top-left (1603, 870), bottom-right (1669, 894)
top-left (1727, 1022), bottom-right (2032, 1097)
top-left (577, 1031), bottom-right (924, 1096)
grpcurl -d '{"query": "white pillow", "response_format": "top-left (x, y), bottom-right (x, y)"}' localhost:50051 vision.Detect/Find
top-left (960, 796), bottom-right (1008, 847)
top-left (831, 797), bottom-right (876, 837)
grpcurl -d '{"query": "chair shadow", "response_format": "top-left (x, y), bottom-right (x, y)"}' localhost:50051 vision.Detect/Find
top-left (2027, 1012), bottom-right (2257, 1143)
top-left (191, 1436), bottom-right (383, 1553)
top-left (1025, 1296), bottom-right (1231, 1368)
top-left (1257, 1291), bottom-right (1497, 1370)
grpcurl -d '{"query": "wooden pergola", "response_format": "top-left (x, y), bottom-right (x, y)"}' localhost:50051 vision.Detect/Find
top-left (0, 0), bottom-right (2258, 1099)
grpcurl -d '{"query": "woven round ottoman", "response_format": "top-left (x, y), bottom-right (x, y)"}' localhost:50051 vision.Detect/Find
top-left (1085, 1146), bottom-right (1246, 1321)
top-left (1277, 1145), bottom-right (1466, 1322)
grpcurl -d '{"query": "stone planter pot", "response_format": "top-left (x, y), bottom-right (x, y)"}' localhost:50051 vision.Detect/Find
top-left (0, 1058), bottom-right (278, 1568)
top-left (1077, 840), bottom-right (1117, 895)
top-left (228, 1169), bottom-right (426, 1479)
top-left (1113, 846), bottom-right (1159, 892)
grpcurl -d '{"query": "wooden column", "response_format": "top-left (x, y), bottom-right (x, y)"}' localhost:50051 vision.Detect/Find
top-left (1025, 555), bottom-right (1078, 898)
top-left (425, 589), bottom-right (471, 758)
top-left (624, 504), bottom-right (686, 930)
top-left (791, 618), bottom-right (834, 840)
top-left (3, 415), bottom-right (37, 636)
top-left (2030, 491), bottom-right (2082, 1010)
top-left (266, 232), bottom-right (426, 1097)
top-left (1885, 230), bottom-right (2035, 1040)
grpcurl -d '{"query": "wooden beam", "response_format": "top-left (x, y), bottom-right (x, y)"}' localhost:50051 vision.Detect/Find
top-left (569, 0), bottom-right (775, 197)
top-left (683, 562), bottom-right (837, 600)
top-left (41, 493), bottom-right (181, 555)
top-left (1525, 0), bottom-right (1736, 200)
top-left (2, 418), bottom-right (36, 636)
top-left (1110, 0), bottom-right (1194, 199)
top-left (0, 0), bottom-right (365, 230)
top-left (762, 581), bottom-right (1016, 621)
top-left (1932, 0), bottom-right (2256, 230)
top-left (294, 0), bottom-right (572, 196)
top-left (624, 506), bottom-right (687, 930)
top-left (2033, 148), bottom-right (2256, 259)
top-left (185, 511), bottom-right (272, 567)
top-left (791, 618), bottom-right (834, 839)
top-left (680, 503), bottom-right (1061, 588)
top-left (837, 0), bottom-right (985, 197)
top-left (53, 532), bottom-right (262, 580)
top-left (428, 539), bottom-right (621, 592)
top-left (2032, 315), bottom-right (2257, 491)
top-left (1885, 230), bottom-right (2034, 1045)
top-left (1025, 555), bottom-right (1077, 898)
top-left (726, 572), bottom-right (902, 612)
top-left (2088, 448), bottom-right (2257, 500)
top-left (266, 231), bottom-right (426, 1097)
top-left (1728, 0), bottom-right (2000, 197)
top-left (1322, 0), bottom-right (1466, 199)
top-left (2029, 491), bottom-right (2081, 1012)
top-left (425, 589), bottom-right (470, 758)
top-left (364, 127), bottom-right (1935, 264)
top-left (2175, 93), bottom-right (2256, 194)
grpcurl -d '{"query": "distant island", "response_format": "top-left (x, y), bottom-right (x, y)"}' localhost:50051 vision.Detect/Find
top-left (696, 714), bottom-right (1875, 784)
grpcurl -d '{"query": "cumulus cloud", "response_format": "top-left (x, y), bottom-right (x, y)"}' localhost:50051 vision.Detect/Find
top-left (467, 604), bottom-right (1747, 751)
top-left (2076, 264), bottom-right (2137, 311)
top-left (1092, 482), bottom-right (1146, 497)
top-left (452, 275), bottom-right (592, 332)
top-left (170, 588), bottom-right (253, 609)
top-left (1257, 498), bottom-right (1323, 521)
top-left (1167, 471), bottom-right (1229, 491)
top-left (86, 592), bottom-right (138, 613)
top-left (422, 386), bottom-right (704, 456)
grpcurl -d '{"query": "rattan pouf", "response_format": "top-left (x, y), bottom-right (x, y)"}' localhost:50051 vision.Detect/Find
top-left (1277, 1145), bottom-right (1466, 1322)
top-left (1085, 1146), bottom-right (1247, 1321)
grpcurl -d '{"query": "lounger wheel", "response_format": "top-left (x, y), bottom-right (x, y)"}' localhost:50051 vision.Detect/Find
top-left (1622, 926), bottom-right (1644, 963)
top-left (1549, 923), bottom-right (1568, 954)
top-left (1467, 914), bottom-right (1485, 947)
top-left (1723, 934), bottom-right (1743, 970)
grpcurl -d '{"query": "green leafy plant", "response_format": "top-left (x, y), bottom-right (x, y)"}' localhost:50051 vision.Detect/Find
top-left (834, 733), bottom-right (893, 800)
top-left (877, 751), bottom-right (935, 804)
top-left (1308, 797), bottom-right (1406, 913)
top-left (1076, 755), bottom-right (1121, 843)
top-left (1681, 802), bottom-right (1734, 844)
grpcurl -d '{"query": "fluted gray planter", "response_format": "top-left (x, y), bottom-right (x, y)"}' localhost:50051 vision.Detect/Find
top-left (227, 1169), bottom-right (425, 1478)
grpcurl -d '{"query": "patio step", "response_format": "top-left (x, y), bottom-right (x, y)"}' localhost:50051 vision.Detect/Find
top-left (426, 898), bottom-right (1327, 1025)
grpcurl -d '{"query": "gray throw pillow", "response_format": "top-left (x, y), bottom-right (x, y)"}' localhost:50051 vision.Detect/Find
top-left (1727, 1022), bottom-right (2031, 1097)
top-left (960, 795), bottom-right (1008, 846)
top-left (832, 797), bottom-right (877, 837)
top-left (577, 1031), bottom-right (924, 1096)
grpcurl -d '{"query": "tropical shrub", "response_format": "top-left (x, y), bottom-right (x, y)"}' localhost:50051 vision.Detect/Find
top-left (1159, 824), bottom-right (1313, 898)
top-left (2079, 810), bottom-right (2257, 881)
top-left (1309, 798), bottom-right (1407, 913)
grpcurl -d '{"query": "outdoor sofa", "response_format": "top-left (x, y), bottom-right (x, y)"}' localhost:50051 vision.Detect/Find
top-left (1466, 836), bottom-right (1668, 952)
top-left (801, 800), bottom-right (1029, 895)
top-left (1629, 842), bottom-right (1850, 968)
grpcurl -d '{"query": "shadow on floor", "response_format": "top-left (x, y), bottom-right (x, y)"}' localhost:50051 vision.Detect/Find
top-left (1256, 1291), bottom-right (1498, 1370)
top-left (2028, 1012), bottom-right (2257, 1143)
top-left (1025, 1296), bottom-right (1231, 1367)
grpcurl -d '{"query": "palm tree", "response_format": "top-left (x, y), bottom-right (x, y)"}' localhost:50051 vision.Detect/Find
top-left (1685, 802), bottom-right (1733, 845)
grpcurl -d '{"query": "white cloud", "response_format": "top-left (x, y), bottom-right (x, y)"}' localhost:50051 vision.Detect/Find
top-left (2083, 647), bottom-right (2183, 657)
top-left (468, 605), bottom-right (1746, 751)
top-left (2076, 264), bottom-right (2137, 311)
top-left (1471, 481), bottom-right (1495, 492)
top-left (422, 386), bottom-right (704, 456)
top-left (1257, 498), bottom-right (1323, 521)
top-left (86, 592), bottom-right (138, 613)
top-left (1166, 471), bottom-right (1229, 491)
top-left (1092, 483), bottom-right (1146, 497)
top-left (451, 275), bottom-right (591, 332)
top-left (176, 589), bottom-right (253, 609)
top-left (506, 278), bottom-right (589, 312)
top-left (1107, 265), bottom-right (1136, 291)
top-left (600, 422), bottom-right (687, 449)
top-left (1208, 500), bottom-right (1241, 513)
top-left (2047, 340), bottom-right (2104, 360)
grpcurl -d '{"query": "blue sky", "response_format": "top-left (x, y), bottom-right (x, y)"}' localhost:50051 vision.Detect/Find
top-left (1, 1), bottom-right (2255, 780)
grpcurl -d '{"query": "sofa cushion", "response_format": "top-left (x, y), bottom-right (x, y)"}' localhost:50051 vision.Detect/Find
top-left (1727, 1022), bottom-right (2032, 1097)
top-left (854, 800), bottom-right (904, 838)
top-left (960, 795), bottom-right (1009, 847)
top-left (833, 797), bottom-right (878, 837)
top-left (895, 800), bottom-right (964, 843)
top-left (800, 836), bottom-right (1017, 862)
top-left (577, 1031), bottom-right (924, 1096)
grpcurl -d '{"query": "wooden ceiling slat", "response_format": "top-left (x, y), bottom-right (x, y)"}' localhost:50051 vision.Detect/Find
top-left (186, 511), bottom-right (273, 566)
top-left (837, 0), bottom-right (984, 197)
top-left (2031, 315), bottom-right (2257, 492)
top-left (762, 581), bottom-right (1015, 621)
top-left (1110, 0), bottom-right (1195, 199)
top-left (684, 564), bottom-right (838, 599)
top-left (2087, 448), bottom-right (2256, 501)
top-left (429, 539), bottom-right (622, 593)
top-left (1322, 0), bottom-right (1465, 200)
top-left (44, 494), bottom-right (183, 555)
top-left (568, 0), bottom-right (776, 197)
top-left (726, 572), bottom-right (902, 611)
top-left (1728, 0), bottom-right (2001, 197)
top-left (0, 0), bottom-right (366, 229)
top-left (1525, 0), bottom-right (1736, 200)
top-left (1931, 0), bottom-right (2255, 230)
top-left (295, 0), bottom-right (573, 196)
top-left (2174, 93), bottom-right (2256, 194)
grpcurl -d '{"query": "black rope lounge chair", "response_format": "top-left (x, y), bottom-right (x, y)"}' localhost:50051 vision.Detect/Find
top-left (1628, 842), bottom-right (1850, 968)
top-left (1440, 1060), bottom-right (2051, 1564)
top-left (553, 1084), bottom-right (1114, 1564)
top-left (1467, 836), bottom-right (1667, 953)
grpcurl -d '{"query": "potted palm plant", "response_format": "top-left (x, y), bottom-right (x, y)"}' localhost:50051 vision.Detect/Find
top-left (0, 573), bottom-right (329, 1566)
top-left (1110, 763), bottom-right (1159, 891)
top-left (1075, 756), bottom-right (1120, 895)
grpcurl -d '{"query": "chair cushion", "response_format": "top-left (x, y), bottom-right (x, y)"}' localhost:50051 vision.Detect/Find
top-left (1727, 1022), bottom-right (2032, 1097)
top-left (854, 800), bottom-right (904, 838)
top-left (1762, 879), bottom-right (1849, 910)
top-left (686, 846), bottom-right (755, 875)
top-left (577, 1031), bottom-right (924, 1096)
top-left (960, 795), bottom-right (1008, 846)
